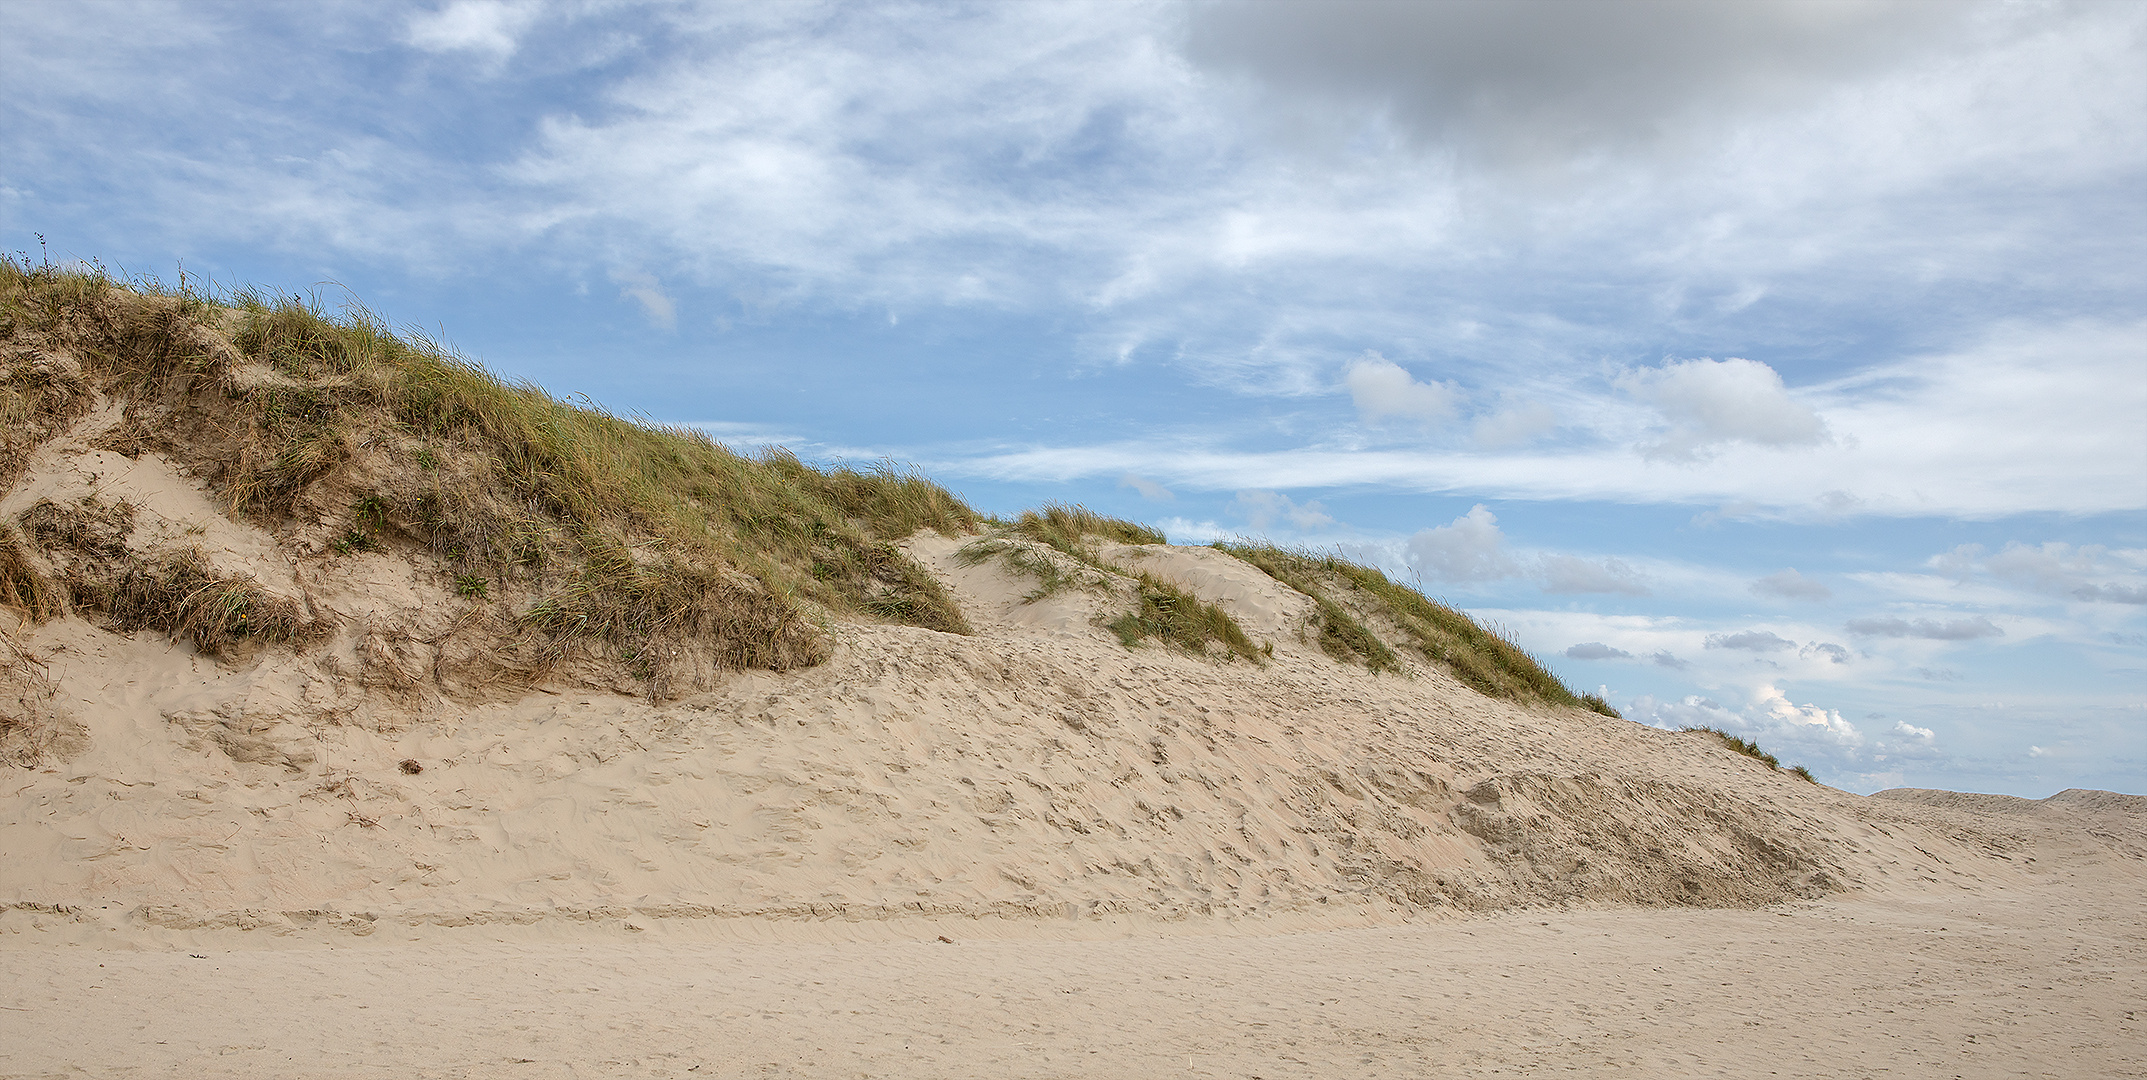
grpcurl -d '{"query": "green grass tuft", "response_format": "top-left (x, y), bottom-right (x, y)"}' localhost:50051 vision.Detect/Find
top-left (1107, 572), bottom-right (1262, 661)
top-left (1216, 543), bottom-right (1399, 672)
top-left (1218, 542), bottom-right (1591, 707)
top-left (1684, 727), bottom-right (1815, 781)
top-left (1008, 504), bottom-right (1166, 554)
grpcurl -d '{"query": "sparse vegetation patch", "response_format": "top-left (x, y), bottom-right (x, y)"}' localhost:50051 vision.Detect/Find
top-left (1684, 727), bottom-right (1816, 782)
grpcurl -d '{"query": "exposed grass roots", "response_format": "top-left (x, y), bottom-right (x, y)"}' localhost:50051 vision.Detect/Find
top-left (955, 536), bottom-right (1116, 604)
top-left (85, 550), bottom-right (313, 656)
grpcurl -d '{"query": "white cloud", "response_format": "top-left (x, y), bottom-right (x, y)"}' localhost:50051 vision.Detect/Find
top-left (1231, 489), bottom-right (1333, 532)
top-left (1565, 642), bottom-right (1633, 661)
top-left (1156, 516), bottom-right (1225, 544)
top-left (1539, 554), bottom-right (1649, 596)
top-left (1751, 568), bottom-right (1831, 602)
top-left (1119, 473), bottom-right (1174, 501)
top-left (406, 1), bottom-right (541, 60)
top-left (1705, 629), bottom-right (1799, 652)
top-left (1405, 504), bottom-right (1521, 583)
top-left (1619, 356), bottom-right (1827, 461)
top-left (1472, 402), bottom-right (1557, 448)
top-left (611, 268), bottom-right (677, 330)
top-left (1345, 352), bottom-right (1457, 426)
top-left (954, 321), bottom-right (2147, 520)
top-left (1808, 642), bottom-right (1852, 665)
top-left (1845, 616), bottom-right (2003, 641)
top-left (1186, 0), bottom-right (1976, 167)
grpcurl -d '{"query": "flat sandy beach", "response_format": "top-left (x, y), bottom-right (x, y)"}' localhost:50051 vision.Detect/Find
top-left (6, 847), bottom-right (2142, 1079)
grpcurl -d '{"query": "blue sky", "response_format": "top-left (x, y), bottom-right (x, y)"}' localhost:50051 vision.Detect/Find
top-left (4, 0), bottom-right (2141, 796)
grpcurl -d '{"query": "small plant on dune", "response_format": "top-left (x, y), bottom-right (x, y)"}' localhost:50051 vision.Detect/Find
top-left (972, 507), bottom-right (1257, 661)
top-left (955, 536), bottom-right (1103, 603)
top-left (1579, 692), bottom-right (1621, 719)
top-left (1684, 727), bottom-right (1817, 782)
top-left (1106, 572), bottom-right (1263, 661)
top-left (1217, 541), bottom-right (1601, 711)
top-left (1217, 542), bottom-right (1400, 673)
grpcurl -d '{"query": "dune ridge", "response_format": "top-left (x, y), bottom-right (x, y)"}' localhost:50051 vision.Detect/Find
top-left (0, 268), bottom-right (2130, 949)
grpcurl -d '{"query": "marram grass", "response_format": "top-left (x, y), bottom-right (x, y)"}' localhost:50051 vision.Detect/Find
top-left (0, 254), bottom-right (1610, 713)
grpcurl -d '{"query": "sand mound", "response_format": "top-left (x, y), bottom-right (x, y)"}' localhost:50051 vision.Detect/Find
top-left (0, 500), bottom-right (2063, 940)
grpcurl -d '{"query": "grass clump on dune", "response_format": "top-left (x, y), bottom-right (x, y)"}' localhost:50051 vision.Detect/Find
top-left (967, 505), bottom-right (1260, 661)
top-left (0, 254), bottom-right (976, 686)
top-left (1217, 543), bottom-right (1400, 673)
top-left (1684, 727), bottom-right (1817, 782)
top-left (1219, 541), bottom-right (1609, 712)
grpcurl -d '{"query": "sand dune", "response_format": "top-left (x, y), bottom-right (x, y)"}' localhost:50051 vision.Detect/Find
top-left (2, 282), bottom-right (2141, 1077)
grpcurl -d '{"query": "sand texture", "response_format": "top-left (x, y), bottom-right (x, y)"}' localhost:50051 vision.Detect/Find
top-left (2, 387), bottom-right (2143, 1075)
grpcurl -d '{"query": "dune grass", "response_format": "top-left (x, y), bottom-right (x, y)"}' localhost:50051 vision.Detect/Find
top-left (1, 254), bottom-right (1634, 712)
top-left (1217, 541), bottom-right (1612, 712)
top-left (1684, 727), bottom-right (1817, 782)
top-left (967, 505), bottom-right (1261, 661)
top-left (0, 254), bottom-right (975, 679)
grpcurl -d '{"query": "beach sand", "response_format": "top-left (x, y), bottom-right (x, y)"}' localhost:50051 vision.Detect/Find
top-left (4, 860), bottom-right (2140, 1079)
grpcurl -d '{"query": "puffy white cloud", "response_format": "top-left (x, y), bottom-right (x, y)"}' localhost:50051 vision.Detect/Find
top-left (1405, 504), bottom-right (1521, 583)
top-left (1705, 629), bottom-right (1799, 652)
top-left (1619, 357), bottom-right (1828, 461)
top-left (1119, 473), bottom-right (1174, 501)
top-left (1845, 616), bottom-right (2003, 640)
top-left (1752, 568), bottom-right (1831, 602)
top-left (1345, 353), bottom-right (1457, 426)
top-left (1564, 642), bottom-right (1632, 660)
top-left (1232, 489), bottom-right (1333, 531)
top-left (1540, 554), bottom-right (1650, 596)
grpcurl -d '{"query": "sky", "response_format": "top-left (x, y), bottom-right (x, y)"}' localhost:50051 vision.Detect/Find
top-left (3, 0), bottom-right (2141, 796)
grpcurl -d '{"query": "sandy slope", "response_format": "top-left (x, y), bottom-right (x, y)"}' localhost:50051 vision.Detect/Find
top-left (0, 515), bottom-right (2037, 936)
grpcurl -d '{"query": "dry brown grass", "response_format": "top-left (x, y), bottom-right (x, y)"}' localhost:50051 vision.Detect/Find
top-left (0, 255), bottom-right (982, 689)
